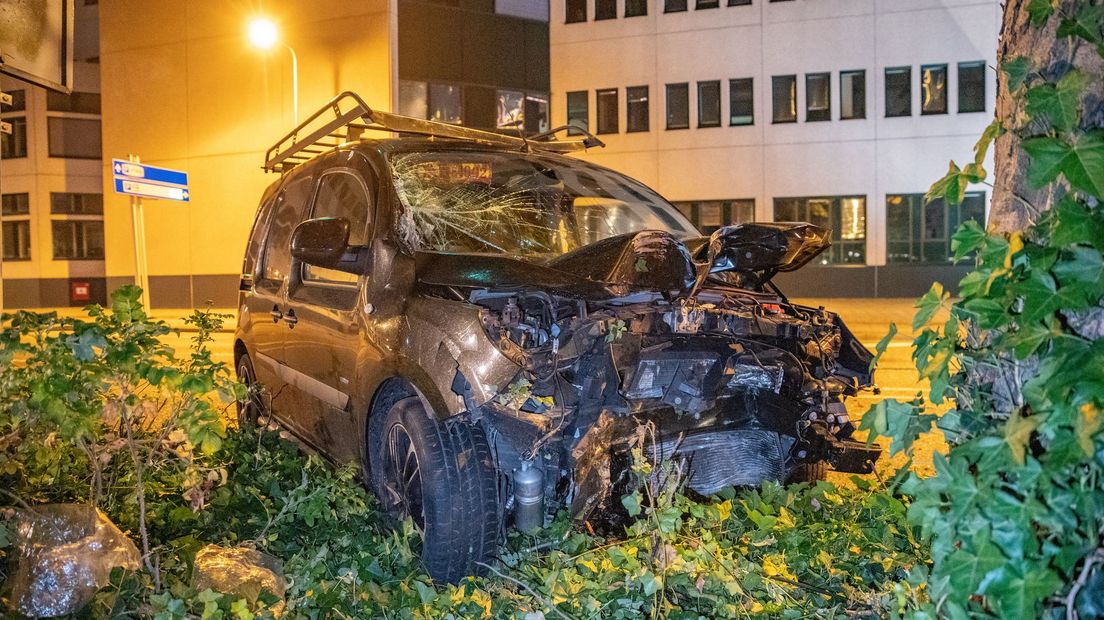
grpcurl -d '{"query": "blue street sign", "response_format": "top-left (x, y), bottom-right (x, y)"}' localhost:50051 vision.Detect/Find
top-left (112, 159), bottom-right (189, 202)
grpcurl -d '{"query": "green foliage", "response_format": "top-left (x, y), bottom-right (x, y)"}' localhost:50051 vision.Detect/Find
top-left (864, 8), bottom-right (1104, 615)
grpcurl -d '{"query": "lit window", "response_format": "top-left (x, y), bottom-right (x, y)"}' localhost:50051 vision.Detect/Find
top-left (626, 86), bottom-right (649, 133)
top-left (958, 61), bottom-right (986, 113)
top-left (772, 196), bottom-right (866, 264)
top-left (805, 72), bottom-right (830, 122)
top-left (771, 75), bottom-right (796, 123)
top-left (428, 83), bottom-right (463, 124)
top-left (666, 83), bottom-right (689, 129)
top-left (399, 80), bottom-right (428, 119)
top-left (596, 89), bottom-right (619, 134)
top-left (524, 93), bottom-right (550, 133)
top-left (729, 78), bottom-right (753, 126)
top-left (496, 89), bottom-right (525, 128)
top-left (886, 192), bottom-right (986, 263)
top-left (565, 0), bottom-right (587, 22)
top-left (840, 70), bottom-right (865, 120)
top-left (921, 64), bottom-right (948, 115)
top-left (625, 0), bottom-right (647, 16)
top-left (698, 80), bottom-right (721, 128)
top-left (47, 117), bottom-right (102, 159)
top-left (671, 199), bottom-right (755, 234)
top-left (885, 66), bottom-right (911, 117)
top-left (567, 91), bottom-right (588, 135)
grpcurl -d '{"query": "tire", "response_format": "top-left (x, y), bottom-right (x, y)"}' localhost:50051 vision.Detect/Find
top-left (786, 460), bottom-right (828, 484)
top-left (235, 353), bottom-right (266, 428)
top-left (368, 397), bottom-right (499, 583)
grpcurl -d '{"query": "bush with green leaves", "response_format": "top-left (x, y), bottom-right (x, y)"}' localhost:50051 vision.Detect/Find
top-left (859, 3), bottom-right (1104, 617)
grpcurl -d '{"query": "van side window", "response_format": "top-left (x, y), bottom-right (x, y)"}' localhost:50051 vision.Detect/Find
top-left (302, 170), bottom-right (373, 285)
top-left (261, 176), bottom-right (313, 283)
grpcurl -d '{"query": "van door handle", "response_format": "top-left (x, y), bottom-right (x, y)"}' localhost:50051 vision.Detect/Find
top-left (270, 306), bottom-right (283, 323)
top-left (284, 308), bottom-right (298, 328)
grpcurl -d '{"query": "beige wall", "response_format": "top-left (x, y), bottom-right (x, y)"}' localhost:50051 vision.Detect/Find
top-left (99, 0), bottom-right (394, 307)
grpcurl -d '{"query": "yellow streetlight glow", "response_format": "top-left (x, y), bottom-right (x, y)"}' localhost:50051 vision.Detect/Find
top-left (247, 17), bottom-right (278, 50)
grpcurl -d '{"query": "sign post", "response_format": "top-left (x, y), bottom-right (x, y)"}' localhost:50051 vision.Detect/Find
top-left (111, 157), bottom-right (190, 311)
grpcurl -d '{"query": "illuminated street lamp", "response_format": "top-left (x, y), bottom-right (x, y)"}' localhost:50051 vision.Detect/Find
top-left (247, 17), bottom-right (299, 123)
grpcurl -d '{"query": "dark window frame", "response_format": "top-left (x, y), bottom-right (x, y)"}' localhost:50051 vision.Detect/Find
top-left (920, 63), bottom-right (949, 116)
top-left (665, 83), bottom-right (690, 130)
top-left (51, 219), bottom-right (105, 261)
top-left (727, 0), bottom-right (751, 5)
top-left (771, 75), bottom-right (797, 124)
top-left (729, 78), bottom-right (754, 126)
top-left (886, 191), bottom-right (986, 263)
top-left (566, 90), bottom-right (589, 135)
top-left (958, 61), bottom-right (986, 113)
top-left (1, 89), bottom-right (26, 113)
top-left (697, 80), bottom-right (722, 128)
top-left (672, 199), bottom-right (756, 234)
top-left (595, 88), bottom-right (619, 135)
top-left (595, 0), bottom-right (617, 20)
top-left (804, 72), bottom-right (831, 122)
top-left (664, 0), bottom-right (688, 13)
top-left (626, 86), bottom-right (649, 133)
top-left (565, 0), bottom-right (587, 22)
top-left (46, 116), bottom-right (102, 160)
top-left (773, 196), bottom-right (867, 264)
top-left (46, 91), bottom-right (102, 114)
top-left (885, 66), bottom-right (912, 118)
top-left (1, 117), bottom-right (28, 159)
top-left (625, 0), bottom-right (647, 17)
top-left (1, 193), bottom-right (30, 216)
top-left (2, 220), bottom-right (31, 261)
top-left (839, 69), bottom-right (866, 120)
top-left (50, 192), bottom-right (104, 215)
top-left (696, 0), bottom-right (720, 9)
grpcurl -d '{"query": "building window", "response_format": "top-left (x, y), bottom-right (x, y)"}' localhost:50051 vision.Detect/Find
top-left (567, 91), bottom-right (589, 134)
top-left (496, 89), bottom-right (525, 128)
top-left (596, 88), bottom-right (619, 134)
top-left (728, 0), bottom-right (751, 4)
top-left (773, 196), bottom-right (866, 264)
top-left (566, 0), bottom-right (587, 22)
top-left (52, 220), bottom-right (105, 260)
top-left (626, 86), bottom-right (649, 133)
top-left (398, 80), bottom-right (428, 119)
top-left (840, 70), bottom-right (866, 120)
top-left (625, 0), bottom-right (647, 16)
top-left (2, 220), bottom-right (31, 261)
top-left (2, 193), bottom-right (30, 216)
top-left (47, 117), bottom-right (102, 159)
top-left (771, 75), bottom-right (796, 123)
top-left (595, 0), bottom-right (616, 19)
top-left (672, 199), bottom-right (755, 234)
top-left (921, 64), bottom-right (948, 115)
top-left (805, 72), bottom-right (830, 122)
top-left (665, 0), bottom-right (687, 13)
top-left (697, 80), bottom-right (721, 128)
top-left (958, 61), bottom-right (986, 113)
top-left (428, 83), bottom-right (463, 124)
top-left (885, 66), bottom-right (911, 117)
top-left (1, 117), bottom-right (27, 158)
top-left (46, 91), bottom-right (102, 114)
top-left (51, 193), bottom-right (104, 215)
top-left (666, 83), bottom-right (690, 129)
top-left (729, 78), bottom-right (753, 126)
top-left (524, 94), bottom-right (550, 133)
top-left (1, 89), bottom-right (25, 113)
top-left (886, 192), bottom-right (986, 263)
top-left (696, 0), bottom-right (719, 9)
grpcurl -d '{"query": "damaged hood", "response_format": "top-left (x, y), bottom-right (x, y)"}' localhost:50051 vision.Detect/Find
top-left (414, 224), bottom-right (829, 298)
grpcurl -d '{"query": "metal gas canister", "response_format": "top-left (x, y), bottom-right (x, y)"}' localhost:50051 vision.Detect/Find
top-left (513, 460), bottom-right (544, 531)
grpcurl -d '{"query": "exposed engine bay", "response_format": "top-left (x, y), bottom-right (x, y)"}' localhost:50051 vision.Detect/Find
top-left (418, 224), bottom-right (881, 529)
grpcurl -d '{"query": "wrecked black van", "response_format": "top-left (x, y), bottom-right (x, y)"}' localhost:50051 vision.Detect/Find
top-left (235, 92), bottom-right (880, 582)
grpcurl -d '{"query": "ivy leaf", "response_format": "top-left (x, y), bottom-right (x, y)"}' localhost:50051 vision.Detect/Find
top-left (1025, 0), bottom-right (1055, 26)
top-left (1024, 70), bottom-right (1086, 133)
top-left (951, 220), bottom-right (988, 261)
top-left (1001, 56), bottom-right (1033, 92)
top-left (1056, 6), bottom-right (1104, 44)
top-left (1013, 270), bottom-right (1089, 324)
top-left (987, 566), bottom-right (1062, 619)
top-left (1004, 412), bottom-right (1040, 465)
top-left (1048, 196), bottom-right (1104, 249)
top-left (1022, 132), bottom-right (1104, 199)
top-left (914, 282), bottom-right (950, 331)
top-left (869, 322), bottom-right (897, 373)
top-left (973, 119), bottom-right (1004, 167)
top-left (963, 298), bottom-right (1009, 329)
top-left (927, 161), bottom-right (969, 206)
top-left (1053, 245), bottom-right (1104, 289)
top-left (621, 491), bottom-right (642, 517)
top-left (945, 531), bottom-right (1006, 596)
top-left (1001, 323), bottom-right (1051, 359)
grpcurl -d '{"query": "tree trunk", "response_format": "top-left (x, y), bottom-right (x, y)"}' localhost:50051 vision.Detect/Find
top-left (990, 0), bottom-right (1104, 233)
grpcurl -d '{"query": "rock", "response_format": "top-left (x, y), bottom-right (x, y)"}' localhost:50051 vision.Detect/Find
top-left (8, 504), bottom-right (140, 618)
top-left (192, 545), bottom-right (287, 607)
top-left (1063, 304), bottom-right (1104, 341)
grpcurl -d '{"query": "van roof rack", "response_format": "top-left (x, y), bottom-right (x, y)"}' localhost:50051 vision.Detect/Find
top-left (264, 91), bottom-right (600, 173)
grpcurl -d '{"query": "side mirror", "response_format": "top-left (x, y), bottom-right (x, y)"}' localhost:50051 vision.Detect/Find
top-left (291, 217), bottom-right (350, 268)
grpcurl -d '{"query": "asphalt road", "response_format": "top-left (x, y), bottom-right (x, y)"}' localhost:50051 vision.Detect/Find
top-left (185, 297), bottom-right (940, 479)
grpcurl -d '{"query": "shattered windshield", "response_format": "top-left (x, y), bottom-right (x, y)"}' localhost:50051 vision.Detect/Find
top-left (389, 150), bottom-right (698, 256)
